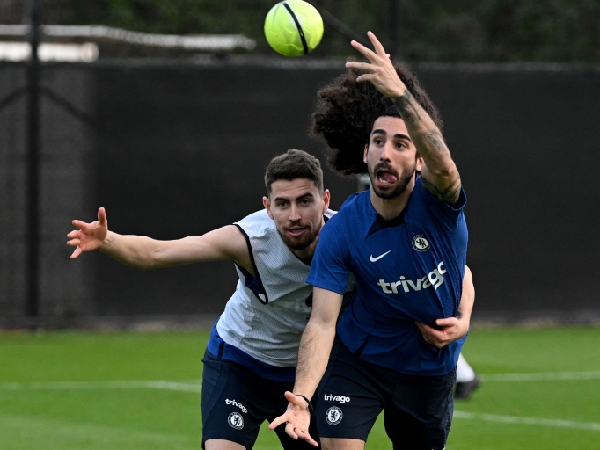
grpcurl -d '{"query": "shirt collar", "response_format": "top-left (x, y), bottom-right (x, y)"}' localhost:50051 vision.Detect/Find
top-left (362, 190), bottom-right (408, 239)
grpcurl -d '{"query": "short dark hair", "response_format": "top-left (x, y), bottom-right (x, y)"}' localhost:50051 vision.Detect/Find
top-left (264, 149), bottom-right (324, 196)
top-left (311, 62), bottom-right (443, 176)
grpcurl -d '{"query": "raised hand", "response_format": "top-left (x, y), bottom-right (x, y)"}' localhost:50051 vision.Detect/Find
top-left (345, 31), bottom-right (406, 98)
top-left (268, 391), bottom-right (318, 447)
top-left (67, 207), bottom-right (108, 259)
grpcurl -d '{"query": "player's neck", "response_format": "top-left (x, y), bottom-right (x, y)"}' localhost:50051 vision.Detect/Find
top-left (369, 184), bottom-right (414, 221)
top-left (293, 245), bottom-right (315, 260)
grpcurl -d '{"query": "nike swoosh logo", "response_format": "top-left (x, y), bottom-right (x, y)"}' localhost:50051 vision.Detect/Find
top-left (369, 250), bottom-right (391, 262)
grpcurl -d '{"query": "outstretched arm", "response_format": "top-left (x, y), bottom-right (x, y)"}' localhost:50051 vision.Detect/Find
top-left (416, 265), bottom-right (474, 348)
top-left (345, 31), bottom-right (461, 204)
top-left (268, 287), bottom-right (343, 446)
top-left (67, 207), bottom-right (252, 271)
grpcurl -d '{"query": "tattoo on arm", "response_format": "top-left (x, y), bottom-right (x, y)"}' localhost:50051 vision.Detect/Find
top-left (103, 235), bottom-right (116, 245)
top-left (392, 92), bottom-right (421, 124)
top-left (426, 131), bottom-right (446, 154)
top-left (392, 90), bottom-right (462, 204)
top-left (421, 174), bottom-right (462, 204)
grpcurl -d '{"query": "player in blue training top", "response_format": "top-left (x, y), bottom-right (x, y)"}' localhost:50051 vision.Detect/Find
top-left (68, 148), bottom-right (473, 450)
top-left (271, 32), bottom-right (471, 450)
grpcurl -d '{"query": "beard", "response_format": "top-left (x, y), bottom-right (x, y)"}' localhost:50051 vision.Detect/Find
top-left (369, 162), bottom-right (417, 200)
top-left (277, 221), bottom-right (321, 251)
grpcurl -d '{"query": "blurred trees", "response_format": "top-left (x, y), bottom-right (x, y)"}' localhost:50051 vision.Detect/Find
top-left (1, 0), bottom-right (599, 61)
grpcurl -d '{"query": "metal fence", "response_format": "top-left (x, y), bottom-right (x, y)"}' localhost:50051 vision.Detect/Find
top-left (1, 57), bottom-right (600, 327)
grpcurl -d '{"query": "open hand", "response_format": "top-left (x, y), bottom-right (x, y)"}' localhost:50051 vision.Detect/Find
top-left (268, 391), bottom-right (318, 447)
top-left (345, 31), bottom-right (405, 98)
top-left (67, 207), bottom-right (108, 258)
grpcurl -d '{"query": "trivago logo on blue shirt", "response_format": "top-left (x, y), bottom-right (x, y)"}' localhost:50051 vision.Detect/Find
top-left (377, 261), bottom-right (446, 294)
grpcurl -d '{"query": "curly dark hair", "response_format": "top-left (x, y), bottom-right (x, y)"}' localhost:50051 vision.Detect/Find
top-left (311, 63), bottom-right (443, 176)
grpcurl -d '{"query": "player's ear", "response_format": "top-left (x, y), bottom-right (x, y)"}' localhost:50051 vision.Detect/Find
top-left (322, 189), bottom-right (331, 212)
top-left (363, 144), bottom-right (368, 163)
top-left (416, 155), bottom-right (423, 172)
top-left (263, 196), bottom-right (274, 219)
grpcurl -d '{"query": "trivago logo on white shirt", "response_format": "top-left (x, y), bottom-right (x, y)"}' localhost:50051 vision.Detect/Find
top-left (377, 262), bottom-right (446, 294)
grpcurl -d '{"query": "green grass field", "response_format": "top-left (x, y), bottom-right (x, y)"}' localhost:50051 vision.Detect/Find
top-left (0, 327), bottom-right (599, 449)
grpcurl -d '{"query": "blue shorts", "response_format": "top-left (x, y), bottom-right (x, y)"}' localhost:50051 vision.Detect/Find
top-left (201, 348), bottom-right (319, 450)
top-left (316, 337), bottom-right (456, 450)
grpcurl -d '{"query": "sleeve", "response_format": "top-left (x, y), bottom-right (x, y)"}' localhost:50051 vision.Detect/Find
top-left (306, 215), bottom-right (350, 295)
top-left (415, 178), bottom-right (467, 231)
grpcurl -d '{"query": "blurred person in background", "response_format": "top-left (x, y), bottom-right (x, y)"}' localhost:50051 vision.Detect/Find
top-left (455, 352), bottom-right (480, 400)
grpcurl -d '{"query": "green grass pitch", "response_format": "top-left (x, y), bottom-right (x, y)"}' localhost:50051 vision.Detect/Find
top-left (0, 326), bottom-right (599, 449)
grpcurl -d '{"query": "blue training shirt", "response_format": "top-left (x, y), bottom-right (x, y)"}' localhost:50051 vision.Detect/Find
top-left (307, 178), bottom-right (468, 375)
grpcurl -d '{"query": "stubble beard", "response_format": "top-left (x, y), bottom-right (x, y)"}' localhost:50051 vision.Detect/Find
top-left (370, 162), bottom-right (417, 200)
top-left (278, 221), bottom-right (321, 251)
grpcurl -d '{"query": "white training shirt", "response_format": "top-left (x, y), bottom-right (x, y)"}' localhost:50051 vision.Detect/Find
top-left (216, 208), bottom-right (335, 367)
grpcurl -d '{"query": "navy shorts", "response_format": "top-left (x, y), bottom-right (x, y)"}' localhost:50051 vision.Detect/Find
top-left (316, 337), bottom-right (456, 450)
top-left (201, 349), bottom-right (319, 450)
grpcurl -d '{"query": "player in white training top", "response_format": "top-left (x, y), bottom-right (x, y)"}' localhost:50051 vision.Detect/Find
top-left (68, 149), bottom-right (474, 450)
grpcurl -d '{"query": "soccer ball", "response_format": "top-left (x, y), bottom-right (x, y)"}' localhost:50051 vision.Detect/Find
top-left (264, 0), bottom-right (324, 57)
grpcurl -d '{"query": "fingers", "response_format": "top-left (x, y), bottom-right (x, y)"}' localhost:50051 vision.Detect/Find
top-left (427, 335), bottom-right (443, 347)
top-left (283, 390), bottom-right (301, 404)
top-left (284, 422), bottom-right (300, 440)
top-left (98, 207), bottom-right (107, 227)
top-left (428, 329), bottom-right (447, 341)
top-left (416, 321), bottom-right (445, 346)
top-left (356, 74), bottom-right (378, 84)
top-left (435, 317), bottom-right (458, 327)
top-left (300, 432), bottom-right (319, 447)
top-left (345, 61), bottom-right (378, 83)
top-left (417, 321), bottom-right (433, 330)
top-left (350, 38), bottom-right (378, 61)
top-left (67, 229), bottom-right (83, 250)
top-left (418, 323), bottom-right (436, 335)
top-left (432, 339), bottom-right (444, 348)
top-left (345, 61), bottom-right (374, 71)
top-left (349, 39), bottom-right (371, 55)
top-left (432, 318), bottom-right (468, 341)
top-left (350, 32), bottom-right (386, 58)
top-left (71, 219), bottom-right (86, 230)
top-left (67, 226), bottom-right (82, 258)
top-left (67, 230), bottom-right (80, 239)
top-left (285, 423), bottom-right (318, 446)
top-left (67, 238), bottom-right (80, 247)
top-left (268, 410), bottom-right (315, 443)
top-left (366, 31), bottom-right (386, 55)
top-left (269, 392), bottom-right (317, 445)
top-left (268, 414), bottom-right (287, 430)
top-left (70, 247), bottom-right (82, 259)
